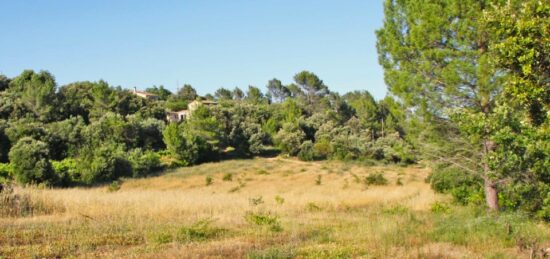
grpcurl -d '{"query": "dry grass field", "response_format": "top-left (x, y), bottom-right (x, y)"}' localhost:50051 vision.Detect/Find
top-left (1, 157), bottom-right (549, 258)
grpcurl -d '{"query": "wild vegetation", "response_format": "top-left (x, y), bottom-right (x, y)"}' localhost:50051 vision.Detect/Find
top-left (2, 158), bottom-right (549, 258)
top-left (0, 0), bottom-right (548, 257)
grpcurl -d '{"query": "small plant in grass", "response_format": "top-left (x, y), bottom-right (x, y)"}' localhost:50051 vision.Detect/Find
top-left (176, 219), bottom-right (225, 243)
top-left (205, 175), bottom-right (213, 186)
top-left (245, 212), bottom-right (283, 232)
top-left (249, 196), bottom-right (264, 206)
top-left (107, 181), bottom-right (121, 192)
top-left (300, 168), bottom-right (307, 172)
top-left (364, 172), bottom-right (388, 186)
top-left (431, 201), bottom-right (451, 214)
top-left (315, 175), bottom-right (322, 185)
top-left (396, 177), bottom-right (403, 186)
top-left (148, 231), bottom-right (173, 245)
top-left (274, 195), bottom-right (285, 205)
top-left (306, 202), bottom-right (322, 212)
top-left (350, 173), bottom-right (361, 183)
top-left (222, 173), bottom-right (233, 181)
top-left (257, 169), bottom-right (269, 175)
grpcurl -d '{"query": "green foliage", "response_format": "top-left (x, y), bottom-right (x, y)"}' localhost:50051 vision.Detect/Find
top-left (9, 137), bottom-right (56, 185)
top-left (107, 180), bottom-right (121, 192)
top-left (297, 140), bottom-right (315, 161)
top-left (274, 122), bottom-right (305, 156)
top-left (0, 163), bottom-right (13, 183)
top-left (51, 158), bottom-right (78, 186)
top-left (274, 195), bottom-right (285, 205)
top-left (222, 173), bottom-right (233, 181)
top-left (428, 164), bottom-right (484, 205)
top-left (176, 219), bottom-right (225, 243)
top-left (205, 175), bottom-right (213, 186)
top-left (364, 172), bottom-right (388, 186)
top-left (430, 202), bottom-right (451, 214)
top-left (245, 212), bottom-right (283, 232)
top-left (127, 149), bottom-right (163, 178)
top-left (77, 143), bottom-right (131, 185)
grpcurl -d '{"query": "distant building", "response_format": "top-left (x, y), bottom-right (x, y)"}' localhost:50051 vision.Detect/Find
top-left (166, 100), bottom-right (218, 123)
top-left (166, 109), bottom-right (189, 122)
top-left (132, 87), bottom-right (158, 100)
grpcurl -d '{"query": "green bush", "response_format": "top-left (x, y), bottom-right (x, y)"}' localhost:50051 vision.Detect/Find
top-left (0, 163), bottom-right (13, 182)
top-left (245, 211), bottom-right (282, 232)
top-left (8, 137), bottom-right (57, 185)
top-left (298, 141), bottom-right (315, 161)
top-left (205, 175), bottom-right (213, 186)
top-left (364, 172), bottom-right (388, 186)
top-left (77, 143), bottom-right (132, 185)
top-left (176, 219), bottom-right (224, 243)
top-left (428, 164), bottom-right (483, 205)
top-left (222, 173), bottom-right (233, 181)
top-left (51, 158), bottom-right (78, 186)
top-left (127, 149), bottom-right (163, 178)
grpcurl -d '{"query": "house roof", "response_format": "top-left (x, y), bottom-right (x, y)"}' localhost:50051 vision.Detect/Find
top-left (133, 90), bottom-right (158, 96)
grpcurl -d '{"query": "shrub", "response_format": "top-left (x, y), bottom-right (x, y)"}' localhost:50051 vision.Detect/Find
top-left (0, 163), bottom-right (13, 183)
top-left (245, 212), bottom-right (282, 232)
top-left (364, 172), bottom-right (388, 186)
top-left (222, 173), bottom-right (233, 181)
top-left (127, 149), bottom-right (163, 178)
top-left (148, 231), bottom-right (173, 245)
top-left (315, 175), bottom-right (322, 185)
top-left (298, 141), bottom-right (315, 161)
top-left (431, 201), bottom-right (451, 214)
top-left (274, 122), bottom-right (305, 156)
top-left (428, 164), bottom-right (483, 205)
top-left (205, 175), bottom-right (213, 186)
top-left (77, 143), bottom-right (132, 185)
top-left (107, 181), bottom-right (121, 192)
top-left (8, 137), bottom-right (57, 185)
top-left (51, 158), bottom-right (78, 186)
top-left (176, 219), bottom-right (225, 243)
top-left (274, 195), bottom-right (285, 205)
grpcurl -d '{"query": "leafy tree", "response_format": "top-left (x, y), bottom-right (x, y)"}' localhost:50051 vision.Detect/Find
top-left (214, 87), bottom-right (233, 101)
top-left (293, 71), bottom-right (328, 107)
top-left (146, 85), bottom-right (172, 100)
top-left (481, 0), bottom-right (550, 219)
top-left (377, 0), bottom-right (503, 210)
top-left (77, 142), bottom-right (131, 184)
top-left (0, 120), bottom-right (10, 162)
top-left (8, 137), bottom-right (56, 185)
top-left (178, 84), bottom-right (198, 101)
top-left (246, 86), bottom-right (267, 104)
top-left (267, 78), bottom-right (290, 103)
top-left (232, 87), bottom-right (245, 100)
top-left (8, 70), bottom-right (57, 121)
top-left (0, 74), bottom-right (10, 92)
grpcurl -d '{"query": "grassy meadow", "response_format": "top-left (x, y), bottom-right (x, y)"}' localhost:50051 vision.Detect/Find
top-left (1, 158), bottom-right (549, 258)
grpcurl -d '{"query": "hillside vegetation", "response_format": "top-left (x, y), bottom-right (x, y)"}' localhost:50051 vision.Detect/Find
top-left (1, 158), bottom-right (549, 258)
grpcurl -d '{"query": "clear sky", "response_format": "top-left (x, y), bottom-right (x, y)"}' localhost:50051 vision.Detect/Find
top-left (0, 0), bottom-right (387, 99)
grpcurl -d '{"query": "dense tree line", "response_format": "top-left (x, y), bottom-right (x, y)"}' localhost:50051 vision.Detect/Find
top-left (377, 0), bottom-right (548, 220)
top-left (0, 69), bottom-right (412, 188)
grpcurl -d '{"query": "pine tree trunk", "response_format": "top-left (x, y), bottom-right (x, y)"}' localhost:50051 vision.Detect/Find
top-left (483, 139), bottom-right (499, 211)
top-left (484, 177), bottom-right (499, 211)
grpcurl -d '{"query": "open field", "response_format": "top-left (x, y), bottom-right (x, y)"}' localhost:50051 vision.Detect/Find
top-left (1, 158), bottom-right (549, 258)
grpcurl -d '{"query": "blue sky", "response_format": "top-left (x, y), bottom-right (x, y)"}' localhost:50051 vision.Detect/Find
top-left (0, 0), bottom-right (387, 99)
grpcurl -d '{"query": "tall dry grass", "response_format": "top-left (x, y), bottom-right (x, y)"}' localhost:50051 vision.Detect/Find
top-left (1, 158), bottom-right (548, 258)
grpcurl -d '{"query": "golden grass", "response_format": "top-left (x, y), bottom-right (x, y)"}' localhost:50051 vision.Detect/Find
top-left (1, 157), bottom-right (549, 258)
